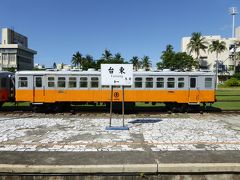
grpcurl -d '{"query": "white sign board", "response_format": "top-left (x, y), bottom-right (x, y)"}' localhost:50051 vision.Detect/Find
top-left (101, 64), bottom-right (133, 86)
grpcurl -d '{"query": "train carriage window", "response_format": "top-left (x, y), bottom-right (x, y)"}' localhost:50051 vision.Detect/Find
top-left (57, 77), bottom-right (66, 88)
top-left (167, 78), bottom-right (175, 88)
top-left (18, 77), bottom-right (28, 88)
top-left (205, 78), bottom-right (212, 88)
top-left (134, 77), bottom-right (142, 88)
top-left (1, 78), bottom-right (7, 88)
top-left (156, 77), bottom-right (164, 88)
top-left (80, 77), bottom-right (88, 88)
top-left (190, 78), bottom-right (196, 88)
top-left (35, 77), bottom-right (42, 88)
top-left (48, 77), bottom-right (55, 87)
top-left (68, 77), bottom-right (77, 88)
top-left (145, 77), bottom-right (153, 88)
top-left (91, 77), bottom-right (99, 88)
top-left (178, 77), bottom-right (184, 88)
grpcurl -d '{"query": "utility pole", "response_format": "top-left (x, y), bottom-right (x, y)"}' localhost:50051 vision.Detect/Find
top-left (229, 7), bottom-right (238, 38)
top-left (229, 7), bottom-right (238, 74)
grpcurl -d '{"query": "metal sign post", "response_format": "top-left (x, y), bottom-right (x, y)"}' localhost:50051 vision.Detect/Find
top-left (122, 85), bottom-right (125, 127)
top-left (101, 64), bottom-right (133, 131)
top-left (109, 85), bottom-right (113, 127)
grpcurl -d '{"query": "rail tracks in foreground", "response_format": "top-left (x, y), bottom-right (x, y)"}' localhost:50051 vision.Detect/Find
top-left (0, 105), bottom-right (240, 117)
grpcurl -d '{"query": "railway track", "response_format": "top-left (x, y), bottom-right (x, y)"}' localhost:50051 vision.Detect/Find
top-left (0, 106), bottom-right (240, 117)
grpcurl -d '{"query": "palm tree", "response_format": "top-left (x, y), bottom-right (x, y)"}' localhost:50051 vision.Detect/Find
top-left (209, 40), bottom-right (226, 61)
top-left (187, 32), bottom-right (208, 61)
top-left (72, 51), bottom-right (83, 68)
top-left (52, 62), bottom-right (57, 69)
top-left (113, 53), bottom-right (124, 63)
top-left (85, 54), bottom-right (94, 62)
top-left (141, 56), bottom-right (151, 71)
top-left (208, 40), bottom-right (227, 85)
top-left (130, 56), bottom-right (141, 71)
top-left (102, 49), bottom-right (112, 62)
top-left (82, 54), bottom-right (95, 70)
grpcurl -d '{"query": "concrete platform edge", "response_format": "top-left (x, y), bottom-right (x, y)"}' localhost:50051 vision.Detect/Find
top-left (0, 163), bottom-right (240, 174)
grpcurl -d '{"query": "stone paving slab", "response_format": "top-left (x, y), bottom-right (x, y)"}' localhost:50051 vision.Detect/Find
top-left (0, 114), bottom-right (239, 174)
top-left (0, 114), bottom-right (239, 152)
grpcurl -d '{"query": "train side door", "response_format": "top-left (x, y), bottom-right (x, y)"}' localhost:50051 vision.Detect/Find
top-left (33, 76), bottom-right (45, 102)
top-left (188, 77), bottom-right (199, 103)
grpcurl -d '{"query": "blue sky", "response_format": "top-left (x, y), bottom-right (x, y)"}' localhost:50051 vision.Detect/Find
top-left (0, 0), bottom-right (239, 67)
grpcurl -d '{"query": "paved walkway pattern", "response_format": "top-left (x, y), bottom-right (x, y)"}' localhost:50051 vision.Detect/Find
top-left (0, 114), bottom-right (240, 152)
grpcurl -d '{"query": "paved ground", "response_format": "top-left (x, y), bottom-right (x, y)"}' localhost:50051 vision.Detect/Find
top-left (0, 113), bottom-right (239, 152)
top-left (0, 112), bottom-right (239, 175)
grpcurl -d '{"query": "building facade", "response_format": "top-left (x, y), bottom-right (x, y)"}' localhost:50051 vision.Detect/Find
top-left (181, 27), bottom-right (240, 76)
top-left (0, 28), bottom-right (37, 70)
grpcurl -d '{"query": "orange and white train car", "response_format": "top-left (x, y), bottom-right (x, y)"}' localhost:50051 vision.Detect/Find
top-left (15, 70), bottom-right (216, 111)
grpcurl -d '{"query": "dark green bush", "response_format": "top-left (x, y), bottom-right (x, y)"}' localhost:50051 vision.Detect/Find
top-left (232, 73), bottom-right (240, 80)
top-left (224, 77), bottom-right (240, 87)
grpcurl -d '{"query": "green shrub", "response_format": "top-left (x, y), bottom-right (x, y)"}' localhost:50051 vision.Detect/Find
top-left (232, 73), bottom-right (240, 80)
top-left (224, 77), bottom-right (240, 87)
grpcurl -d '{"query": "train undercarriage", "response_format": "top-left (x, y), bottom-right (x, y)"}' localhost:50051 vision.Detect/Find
top-left (30, 101), bottom-right (208, 113)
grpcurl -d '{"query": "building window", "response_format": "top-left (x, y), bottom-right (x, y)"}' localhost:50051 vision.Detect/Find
top-left (156, 77), bottom-right (164, 88)
top-left (35, 77), bottom-right (42, 88)
top-left (91, 77), bottom-right (99, 88)
top-left (2, 54), bottom-right (7, 61)
top-left (68, 77), bottom-right (77, 88)
top-left (48, 77), bottom-right (55, 87)
top-left (134, 77), bottom-right (142, 88)
top-left (145, 77), bottom-right (153, 88)
top-left (205, 78), bottom-right (212, 88)
top-left (57, 77), bottom-right (66, 88)
top-left (167, 78), bottom-right (175, 88)
top-left (9, 54), bottom-right (16, 64)
top-left (178, 77), bottom-right (184, 88)
top-left (18, 77), bottom-right (28, 87)
top-left (80, 77), bottom-right (88, 88)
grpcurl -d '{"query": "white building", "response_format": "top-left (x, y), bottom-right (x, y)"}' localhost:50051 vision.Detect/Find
top-left (0, 28), bottom-right (37, 70)
top-left (56, 63), bottom-right (72, 70)
top-left (34, 63), bottom-right (45, 70)
top-left (181, 27), bottom-right (240, 76)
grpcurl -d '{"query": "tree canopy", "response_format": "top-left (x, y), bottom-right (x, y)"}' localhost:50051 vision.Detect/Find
top-left (141, 56), bottom-right (151, 71)
top-left (71, 51), bottom-right (83, 68)
top-left (187, 32), bottom-right (208, 60)
top-left (208, 40), bottom-right (227, 60)
top-left (157, 44), bottom-right (197, 71)
top-left (130, 56), bottom-right (141, 71)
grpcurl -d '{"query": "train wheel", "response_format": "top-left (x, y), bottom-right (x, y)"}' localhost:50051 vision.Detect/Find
top-left (32, 104), bottom-right (43, 113)
top-left (180, 104), bottom-right (188, 113)
top-left (53, 103), bottom-right (63, 113)
top-left (187, 105), bottom-right (200, 113)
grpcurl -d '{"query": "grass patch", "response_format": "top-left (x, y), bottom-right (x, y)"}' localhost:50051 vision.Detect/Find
top-left (213, 87), bottom-right (240, 110)
top-left (3, 102), bottom-right (30, 107)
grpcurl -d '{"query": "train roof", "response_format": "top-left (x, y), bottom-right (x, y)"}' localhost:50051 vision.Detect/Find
top-left (16, 70), bottom-right (215, 76)
top-left (0, 71), bottom-right (14, 75)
